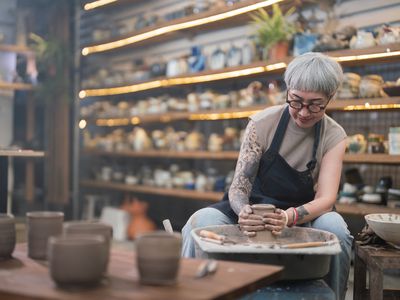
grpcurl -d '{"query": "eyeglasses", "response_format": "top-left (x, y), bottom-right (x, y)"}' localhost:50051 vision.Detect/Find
top-left (286, 92), bottom-right (330, 113)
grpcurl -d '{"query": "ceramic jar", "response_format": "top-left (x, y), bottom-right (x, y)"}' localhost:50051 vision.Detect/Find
top-left (63, 221), bottom-right (113, 273)
top-left (26, 211), bottom-right (64, 260)
top-left (136, 231), bottom-right (182, 285)
top-left (248, 204), bottom-right (276, 243)
top-left (48, 235), bottom-right (105, 286)
top-left (0, 214), bottom-right (16, 259)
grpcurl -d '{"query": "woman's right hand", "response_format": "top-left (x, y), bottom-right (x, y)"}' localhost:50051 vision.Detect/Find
top-left (238, 204), bottom-right (266, 236)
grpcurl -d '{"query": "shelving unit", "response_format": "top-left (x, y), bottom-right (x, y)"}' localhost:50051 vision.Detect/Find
top-left (0, 44), bottom-right (44, 212)
top-left (77, 0), bottom-right (400, 225)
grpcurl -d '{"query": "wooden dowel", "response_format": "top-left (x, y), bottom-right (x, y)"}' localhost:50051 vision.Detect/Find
top-left (281, 241), bottom-right (331, 249)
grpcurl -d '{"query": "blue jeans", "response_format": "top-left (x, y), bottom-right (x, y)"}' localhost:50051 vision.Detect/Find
top-left (181, 208), bottom-right (353, 300)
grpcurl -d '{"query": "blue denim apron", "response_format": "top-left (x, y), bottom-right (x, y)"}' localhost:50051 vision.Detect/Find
top-left (211, 106), bottom-right (321, 222)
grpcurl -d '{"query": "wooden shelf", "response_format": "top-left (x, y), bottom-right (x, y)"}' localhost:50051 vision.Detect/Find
top-left (81, 180), bottom-right (400, 209)
top-left (0, 150), bottom-right (44, 158)
top-left (80, 179), bottom-right (222, 202)
top-left (0, 44), bottom-right (32, 54)
top-left (89, 104), bottom-right (266, 125)
top-left (83, 149), bottom-right (400, 164)
top-left (83, 149), bottom-right (239, 160)
top-left (343, 153), bottom-right (400, 164)
top-left (79, 44), bottom-right (400, 98)
top-left (85, 97), bottom-right (400, 126)
top-left (328, 97), bottom-right (400, 111)
top-left (0, 82), bottom-right (34, 91)
top-left (335, 203), bottom-right (400, 216)
top-left (81, 0), bottom-right (296, 55)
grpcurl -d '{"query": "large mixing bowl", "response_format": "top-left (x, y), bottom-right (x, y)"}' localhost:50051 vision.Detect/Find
top-left (192, 225), bottom-right (341, 280)
top-left (365, 213), bottom-right (400, 248)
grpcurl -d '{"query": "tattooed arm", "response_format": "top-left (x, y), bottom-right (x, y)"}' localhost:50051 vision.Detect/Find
top-left (290, 139), bottom-right (346, 225)
top-left (228, 120), bottom-right (268, 234)
top-left (229, 120), bottom-right (262, 215)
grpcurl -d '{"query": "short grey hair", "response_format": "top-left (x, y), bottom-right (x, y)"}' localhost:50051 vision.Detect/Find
top-left (284, 52), bottom-right (343, 98)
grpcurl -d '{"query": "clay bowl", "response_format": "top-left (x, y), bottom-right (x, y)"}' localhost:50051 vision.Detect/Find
top-left (0, 214), bottom-right (16, 259)
top-left (63, 221), bottom-right (112, 273)
top-left (383, 86), bottom-right (400, 97)
top-left (365, 213), bottom-right (400, 248)
top-left (136, 231), bottom-right (182, 285)
top-left (48, 235), bottom-right (106, 287)
top-left (249, 204), bottom-right (276, 243)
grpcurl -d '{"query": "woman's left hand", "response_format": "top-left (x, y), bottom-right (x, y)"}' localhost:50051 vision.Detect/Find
top-left (262, 208), bottom-right (287, 235)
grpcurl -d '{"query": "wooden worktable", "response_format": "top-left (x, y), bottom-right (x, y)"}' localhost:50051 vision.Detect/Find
top-left (0, 244), bottom-right (283, 300)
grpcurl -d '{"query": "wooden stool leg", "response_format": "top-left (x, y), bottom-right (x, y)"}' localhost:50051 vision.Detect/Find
top-left (354, 246), bottom-right (367, 300)
top-left (368, 259), bottom-right (383, 300)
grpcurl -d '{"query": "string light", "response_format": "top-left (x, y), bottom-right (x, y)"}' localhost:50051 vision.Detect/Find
top-left (84, 0), bottom-right (117, 11)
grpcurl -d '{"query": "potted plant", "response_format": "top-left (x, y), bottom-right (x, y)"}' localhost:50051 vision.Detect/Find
top-left (250, 4), bottom-right (296, 60)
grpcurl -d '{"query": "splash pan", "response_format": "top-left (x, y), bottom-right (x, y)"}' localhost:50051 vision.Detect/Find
top-left (192, 225), bottom-right (341, 280)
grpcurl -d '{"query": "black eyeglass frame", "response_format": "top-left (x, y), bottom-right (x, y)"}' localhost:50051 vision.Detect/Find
top-left (285, 91), bottom-right (332, 113)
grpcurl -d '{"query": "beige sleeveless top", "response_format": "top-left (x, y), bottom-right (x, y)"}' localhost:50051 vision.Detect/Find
top-left (249, 104), bottom-right (347, 181)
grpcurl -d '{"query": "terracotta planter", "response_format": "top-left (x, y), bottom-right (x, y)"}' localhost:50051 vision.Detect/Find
top-left (0, 214), bottom-right (16, 259)
top-left (267, 41), bottom-right (289, 61)
top-left (249, 204), bottom-right (276, 243)
top-left (136, 231), bottom-right (182, 285)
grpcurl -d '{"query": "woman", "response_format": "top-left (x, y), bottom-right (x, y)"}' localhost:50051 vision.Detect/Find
top-left (181, 52), bottom-right (353, 300)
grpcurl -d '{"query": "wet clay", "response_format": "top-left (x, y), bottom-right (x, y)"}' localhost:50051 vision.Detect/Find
top-left (248, 204), bottom-right (277, 243)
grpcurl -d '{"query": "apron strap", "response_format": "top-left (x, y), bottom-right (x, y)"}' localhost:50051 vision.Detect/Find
top-left (306, 120), bottom-right (322, 171)
top-left (269, 106), bottom-right (290, 153)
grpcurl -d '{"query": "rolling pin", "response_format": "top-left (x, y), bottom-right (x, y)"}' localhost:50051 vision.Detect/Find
top-left (280, 241), bottom-right (334, 249)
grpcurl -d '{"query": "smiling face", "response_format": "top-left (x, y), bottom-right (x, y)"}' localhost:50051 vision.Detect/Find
top-left (287, 90), bottom-right (330, 128)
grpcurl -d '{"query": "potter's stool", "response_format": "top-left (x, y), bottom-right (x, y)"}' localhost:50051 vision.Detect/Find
top-left (354, 241), bottom-right (400, 300)
top-left (240, 279), bottom-right (335, 300)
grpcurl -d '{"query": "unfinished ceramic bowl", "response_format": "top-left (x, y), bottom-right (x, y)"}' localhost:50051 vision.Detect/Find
top-left (48, 235), bottom-right (105, 286)
top-left (249, 204), bottom-right (276, 243)
top-left (365, 214), bottom-right (400, 248)
top-left (0, 214), bottom-right (16, 259)
top-left (63, 221), bottom-right (112, 273)
top-left (136, 231), bottom-right (182, 285)
top-left (26, 211), bottom-right (64, 260)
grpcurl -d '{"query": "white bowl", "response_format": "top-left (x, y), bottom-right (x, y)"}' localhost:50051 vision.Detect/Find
top-left (365, 214), bottom-right (400, 248)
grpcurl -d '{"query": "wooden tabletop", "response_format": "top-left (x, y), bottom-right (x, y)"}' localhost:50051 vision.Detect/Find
top-left (0, 244), bottom-right (283, 300)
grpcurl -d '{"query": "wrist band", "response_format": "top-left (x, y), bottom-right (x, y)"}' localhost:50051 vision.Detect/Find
top-left (293, 207), bottom-right (299, 226)
top-left (281, 210), bottom-right (289, 227)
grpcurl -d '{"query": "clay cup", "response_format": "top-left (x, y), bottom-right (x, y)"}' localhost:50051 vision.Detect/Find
top-left (0, 214), bottom-right (16, 259)
top-left (26, 211), bottom-right (64, 259)
top-left (63, 221), bottom-right (113, 273)
top-left (136, 231), bottom-right (182, 285)
top-left (249, 204), bottom-right (276, 243)
top-left (48, 235), bottom-right (105, 287)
